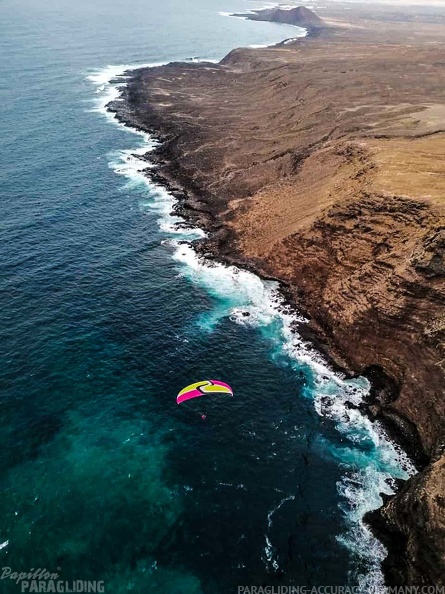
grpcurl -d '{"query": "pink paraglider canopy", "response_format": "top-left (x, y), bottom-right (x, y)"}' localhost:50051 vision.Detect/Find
top-left (176, 380), bottom-right (233, 404)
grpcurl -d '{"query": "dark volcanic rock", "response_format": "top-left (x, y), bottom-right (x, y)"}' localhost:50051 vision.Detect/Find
top-left (367, 454), bottom-right (445, 586)
top-left (235, 6), bottom-right (325, 30)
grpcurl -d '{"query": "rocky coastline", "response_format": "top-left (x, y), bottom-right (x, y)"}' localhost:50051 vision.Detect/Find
top-left (108, 4), bottom-right (445, 586)
top-left (232, 5), bottom-right (326, 35)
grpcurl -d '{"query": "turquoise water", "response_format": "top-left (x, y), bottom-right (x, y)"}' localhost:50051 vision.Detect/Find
top-left (0, 0), bottom-right (413, 592)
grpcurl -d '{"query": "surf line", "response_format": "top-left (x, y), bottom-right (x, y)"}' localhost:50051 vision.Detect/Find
top-left (87, 62), bottom-right (415, 591)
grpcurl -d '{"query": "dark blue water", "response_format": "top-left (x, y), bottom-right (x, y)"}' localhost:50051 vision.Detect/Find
top-left (0, 1), bottom-right (413, 592)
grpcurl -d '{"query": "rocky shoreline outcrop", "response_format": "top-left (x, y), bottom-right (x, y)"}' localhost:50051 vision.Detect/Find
top-left (367, 456), bottom-right (445, 585)
top-left (108, 10), bottom-right (445, 586)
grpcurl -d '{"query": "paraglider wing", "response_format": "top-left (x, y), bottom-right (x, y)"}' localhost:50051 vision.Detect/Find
top-left (177, 380), bottom-right (233, 404)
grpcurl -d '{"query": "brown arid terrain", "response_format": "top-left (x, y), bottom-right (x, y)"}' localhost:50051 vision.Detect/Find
top-left (109, 2), bottom-right (445, 586)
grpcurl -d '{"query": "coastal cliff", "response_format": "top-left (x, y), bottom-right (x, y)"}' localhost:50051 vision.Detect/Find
top-left (109, 7), bottom-right (445, 585)
top-left (369, 455), bottom-right (445, 585)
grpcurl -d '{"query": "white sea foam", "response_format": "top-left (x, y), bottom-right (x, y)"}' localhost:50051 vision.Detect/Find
top-left (86, 62), bottom-right (208, 239)
top-left (86, 61), bottom-right (169, 127)
top-left (89, 57), bottom-right (416, 592)
top-left (267, 494), bottom-right (296, 529)
top-left (264, 535), bottom-right (280, 572)
top-left (172, 245), bottom-right (415, 587)
top-left (170, 231), bottom-right (412, 588)
top-left (108, 145), bottom-right (206, 239)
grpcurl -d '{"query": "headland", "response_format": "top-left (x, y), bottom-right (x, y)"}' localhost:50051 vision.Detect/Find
top-left (108, 3), bottom-right (445, 585)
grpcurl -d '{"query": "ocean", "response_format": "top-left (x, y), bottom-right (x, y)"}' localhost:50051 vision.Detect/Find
top-left (0, 0), bottom-right (414, 592)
